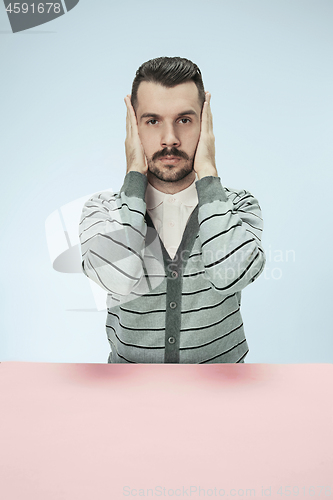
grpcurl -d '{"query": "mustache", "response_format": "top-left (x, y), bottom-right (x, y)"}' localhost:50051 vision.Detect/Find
top-left (152, 147), bottom-right (190, 161)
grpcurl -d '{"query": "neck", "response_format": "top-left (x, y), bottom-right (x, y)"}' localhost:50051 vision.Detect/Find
top-left (147, 170), bottom-right (196, 194)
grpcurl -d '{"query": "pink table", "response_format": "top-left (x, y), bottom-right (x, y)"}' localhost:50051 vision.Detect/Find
top-left (0, 362), bottom-right (332, 499)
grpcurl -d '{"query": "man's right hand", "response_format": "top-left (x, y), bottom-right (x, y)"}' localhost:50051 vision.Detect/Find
top-left (124, 95), bottom-right (148, 175)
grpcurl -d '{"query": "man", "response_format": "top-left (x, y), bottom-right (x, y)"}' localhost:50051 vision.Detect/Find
top-left (79, 56), bottom-right (266, 364)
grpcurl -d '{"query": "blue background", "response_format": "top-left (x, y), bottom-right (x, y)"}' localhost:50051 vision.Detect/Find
top-left (1, 0), bottom-right (332, 363)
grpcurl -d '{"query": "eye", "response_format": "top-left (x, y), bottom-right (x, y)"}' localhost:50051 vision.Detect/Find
top-left (179, 118), bottom-right (191, 124)
top-left (147, 119), bottom-right (159, 125)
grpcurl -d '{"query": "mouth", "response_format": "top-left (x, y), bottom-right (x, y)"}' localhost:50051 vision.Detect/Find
top-left (158, 156), bottom-right (182, 164)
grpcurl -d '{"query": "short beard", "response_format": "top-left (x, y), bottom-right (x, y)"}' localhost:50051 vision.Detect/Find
top-left (147, 147), bottom-right (194, 183)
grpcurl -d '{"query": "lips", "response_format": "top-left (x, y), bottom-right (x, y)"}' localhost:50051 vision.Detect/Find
top-left (159, 156), bottom-right (181, 164)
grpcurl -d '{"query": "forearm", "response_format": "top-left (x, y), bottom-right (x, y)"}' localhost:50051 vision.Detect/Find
top-left (196, 176), bottom-right (266, 294)
top-left (79, 171), bottom-right (149, 297)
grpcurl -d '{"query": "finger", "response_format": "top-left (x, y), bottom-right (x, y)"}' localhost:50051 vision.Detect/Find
top-left (204, 92), bottom-right (213, 132)
top-left (141, 144), bottom-right (148, 168)
top-left (125, 95), bottom-right (138, 128)
top-left (124, 95), bottom-right (143, 150)
top-left (125, 95), bottom-right (140, 139)
top-left (125, 97), bottom-right (131, 137)
top-left (201, 95), bottom-right (210, 133)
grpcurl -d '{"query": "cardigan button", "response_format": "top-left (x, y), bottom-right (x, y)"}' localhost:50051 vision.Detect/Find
top-left (168, 336), bottom-right (176, 344)
top-left (169, 301), bottom-right (177, 309)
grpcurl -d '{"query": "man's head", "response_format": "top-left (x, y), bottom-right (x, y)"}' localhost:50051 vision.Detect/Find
top-left (131, 57), bottom-right (206, 189)
top-left (131, 57), bottom-right (205, 112)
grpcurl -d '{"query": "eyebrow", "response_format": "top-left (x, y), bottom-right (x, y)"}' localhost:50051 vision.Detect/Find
top-left (139, 110), bottom-right (198, 121)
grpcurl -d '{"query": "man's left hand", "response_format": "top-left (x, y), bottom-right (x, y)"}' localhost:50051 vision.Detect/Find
top-left (193, 92), bottom-right (218, 179)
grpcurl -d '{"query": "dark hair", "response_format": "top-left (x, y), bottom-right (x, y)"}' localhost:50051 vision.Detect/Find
top-left (131, 56), bottom-right (205, 110)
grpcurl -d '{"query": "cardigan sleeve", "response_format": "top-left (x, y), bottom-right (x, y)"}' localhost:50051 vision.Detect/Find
top-left (79, 171), bottom-right (161, 299)
top-left (195, 175), bottom-right (266, 295)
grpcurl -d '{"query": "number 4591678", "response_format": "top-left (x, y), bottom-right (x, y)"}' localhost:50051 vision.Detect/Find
top-left (6, 3), bottom-right (61, 14)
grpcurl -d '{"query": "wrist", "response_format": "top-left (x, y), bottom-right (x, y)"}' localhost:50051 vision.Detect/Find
top-left (121, 170), bottom-right (148, 198)
top-left (195, 175), bottom-right (228, 204)
top-left (196, 166), bottom-right (218, 180)
top-left (127, 166), bottom-right (147, 176)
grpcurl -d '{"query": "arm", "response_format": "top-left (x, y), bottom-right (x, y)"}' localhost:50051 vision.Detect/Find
top-left (196, 176), bottom-right (265, 294)
top-left (79, 171), bottom-right (149, 297)
top-left (79, 96), bottom-right (153, 298)
top-left (193, 92), bottom-right (265, 294)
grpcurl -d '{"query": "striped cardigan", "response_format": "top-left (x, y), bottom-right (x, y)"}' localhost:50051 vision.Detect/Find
top-left (79, 171), bottom-right (266, 363)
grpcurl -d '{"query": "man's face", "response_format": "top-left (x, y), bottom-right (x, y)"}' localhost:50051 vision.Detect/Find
top-left (135, 81), bottom-right (202, 183)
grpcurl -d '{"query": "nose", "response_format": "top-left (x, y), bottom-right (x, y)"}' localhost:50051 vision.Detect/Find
top-left (160, 123), bottom-right (180, 148)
